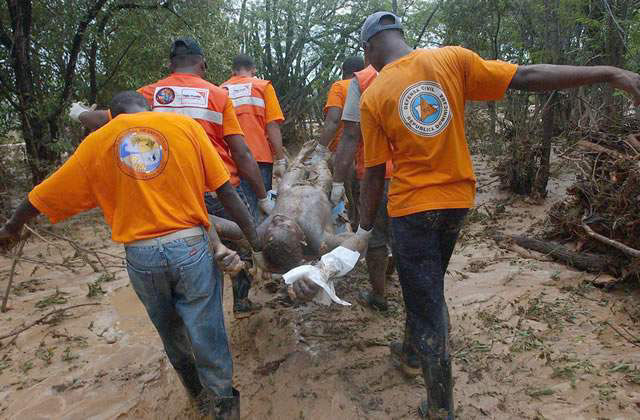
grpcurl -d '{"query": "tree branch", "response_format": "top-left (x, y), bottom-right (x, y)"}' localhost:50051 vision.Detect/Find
top-left (414, 2), bottom-right (441, 48)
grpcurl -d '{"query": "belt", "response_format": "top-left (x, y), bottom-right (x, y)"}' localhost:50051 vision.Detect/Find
top-left (125, 226), bottom-right (206, 247)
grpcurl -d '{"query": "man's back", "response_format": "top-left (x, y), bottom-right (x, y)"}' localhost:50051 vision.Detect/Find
top-left (29, 112), bottom-right (230, 243)
top-left (138, 73), bottom-right (243, 186)
top-left (222, 75), bottom-right (284, 163)
top-left (361, 47), bottom-right (516, 217)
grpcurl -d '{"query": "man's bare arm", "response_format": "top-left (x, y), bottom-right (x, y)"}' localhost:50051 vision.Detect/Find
top-left (509, 65), bottom-right (640, 105)
top-left (215, 181), bottom-right (261, 251)
top-left (0, 198), bottom-right (40, 252)
top-left (266, 122), bottom-right (285, 160)
top-left (318, 107), bottom-right (343, 148)
top-left (226, 134), bottom-right (267, 200)
top-left (333, 121), bottom-right (360, 183)
top-left (359, 164), bottom-right (387, 230)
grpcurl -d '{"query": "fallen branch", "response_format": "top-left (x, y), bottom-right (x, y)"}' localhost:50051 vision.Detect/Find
top-left (493, 233), bottom-right (618, 274)
top-left (581, 219), bottom-right (640, 258)
top-left (604, 320), bottom-right (640, 349)
top-left (1, 238), bottom-right (27, 313)
top-left (577, 140), bottom-right (630, 162)
top-left (0, 303), bottom-right (100, 341)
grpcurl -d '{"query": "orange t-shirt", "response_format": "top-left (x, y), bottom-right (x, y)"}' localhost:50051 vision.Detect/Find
top-left (138, 72), bottom-right (244, 186)
top-left (324, 79), bottom-right (351, 152)
top-left (29, 112), bottom-right (230, 243)
top-left (361, 47), bottom-right (517, 217)
top-left (221, 76), bottom-right (284, 163)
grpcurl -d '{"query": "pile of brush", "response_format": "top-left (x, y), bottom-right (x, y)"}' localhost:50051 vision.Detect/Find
top-left (547, 116), bottom-right (640, 278)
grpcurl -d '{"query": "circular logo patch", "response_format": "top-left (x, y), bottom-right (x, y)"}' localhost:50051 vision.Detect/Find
top-left (116, 128), bottom-right (169, 180)
top-left (155, 87), bottom-right (175, 105)
top-left (398, 81), bottom-right (452, 137)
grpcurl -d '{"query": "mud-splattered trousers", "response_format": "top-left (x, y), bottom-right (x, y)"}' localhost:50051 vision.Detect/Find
top-left (205, 187), bottom-right (254, 302)
top-left (390, 209), bottom-right (468, 366)
top-left (125, 232), bottom-right (233, 399)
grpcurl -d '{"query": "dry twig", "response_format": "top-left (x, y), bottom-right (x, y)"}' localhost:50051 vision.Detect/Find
top-left (1, 238), bottom-right (27, 313)
top-left (0, 303), bottom-right (100, 341)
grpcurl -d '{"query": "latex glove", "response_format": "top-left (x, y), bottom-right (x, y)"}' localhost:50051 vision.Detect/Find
top-left (258, 197), bottom-right (275, 215)
top-left (69, 102), bottom-right (96, 122)
top-left (273, 158), bottom-right (287, 179)
top-left (213, 244), bottom-right (243, 275)
top-left (330, 182), bottom-right (345, 206)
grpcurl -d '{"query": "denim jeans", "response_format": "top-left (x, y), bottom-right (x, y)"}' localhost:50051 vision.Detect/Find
top-left (239, 162), bottom-right (273, 223)
top-left (204, 186), bottom-right (254, 304)
top-left (125, 231), bottom-right (232, 398)
top-left (390, 209), bottom-right (468, 364)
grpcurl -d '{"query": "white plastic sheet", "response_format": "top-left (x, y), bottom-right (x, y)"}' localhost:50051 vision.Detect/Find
top-left (282, 246), bottom-right (360, 306)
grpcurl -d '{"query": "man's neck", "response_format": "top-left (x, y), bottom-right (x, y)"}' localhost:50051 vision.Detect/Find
top-left (380, 40), bottom-right (413, 69)
top-left (233, 70), bottom-right (253, 78)
top-left (172, 68), bottom-right (200, 76)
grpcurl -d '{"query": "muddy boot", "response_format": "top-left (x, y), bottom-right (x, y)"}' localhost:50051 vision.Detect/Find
top-left (232, 270), bottom-right (261, 319)
top-left (418, 359), bottom-right (454, 420)
top-left (389, 341), bottom-right (421, 377)
top-left (210, 388), bottom-right (240, 420)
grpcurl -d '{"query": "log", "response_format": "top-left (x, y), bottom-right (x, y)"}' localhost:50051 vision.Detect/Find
top-left (493, 233), bottom-right (618, 274)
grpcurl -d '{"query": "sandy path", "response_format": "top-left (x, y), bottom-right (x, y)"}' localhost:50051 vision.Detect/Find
top-left (1, 156), bottom-right (639, 419)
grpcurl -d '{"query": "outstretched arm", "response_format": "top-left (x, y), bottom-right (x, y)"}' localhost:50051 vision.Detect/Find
top-left (226, 134), bottom-right (267, 200)
top-left (509, 65), bottom-right (640, 105)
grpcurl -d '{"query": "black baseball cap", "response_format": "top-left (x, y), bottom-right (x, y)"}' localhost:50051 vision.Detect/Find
top-left (360, 12), bottom-right (403, 46)
top-left (170, 37), bottom-right (204, 58)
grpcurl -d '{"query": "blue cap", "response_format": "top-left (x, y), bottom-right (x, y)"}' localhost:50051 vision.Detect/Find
top-left (170, 37), bottom-right (204, 58)
top-left (360, 11), bottom-right (403, 45)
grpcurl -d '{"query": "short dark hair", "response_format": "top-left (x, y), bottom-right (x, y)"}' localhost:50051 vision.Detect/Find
top-left (342, 56), bottom-right (365, 75)
top-left (232, 54), bottom-right (255, 71)
top-left (110, 91), bottom-right (148, 117)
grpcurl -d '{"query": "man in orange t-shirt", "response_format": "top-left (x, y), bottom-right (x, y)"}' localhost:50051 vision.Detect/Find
top-left (222, 54), bottom-right (286, 208)
top-left (354, 12), bottom-right (640, 418)
top-left (73, 38), bottom-right (270, 317)
top-left (0, 91), bottom-right (264, 417)
top-left (317, 56), bottom-right (365, 153)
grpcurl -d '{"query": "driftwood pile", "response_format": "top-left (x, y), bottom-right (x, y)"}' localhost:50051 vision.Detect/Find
top-left (547, 117), bottom-right (640, 279)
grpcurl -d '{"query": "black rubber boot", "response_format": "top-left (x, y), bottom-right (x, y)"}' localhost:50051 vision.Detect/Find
top-left (418, 359), bottom-right (454, 419)
top-left (210, 388), bottom-right (240, 420)
top-left (232, 270), bottom-right (261, 318)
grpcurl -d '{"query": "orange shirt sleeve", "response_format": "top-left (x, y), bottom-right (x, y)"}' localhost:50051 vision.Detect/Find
top-left (28, 144), bottom-right (97, 223)
top-left (361, 93), bottom-right (392, 168)
top-left (188, 119), bottom-right (231, 191)
top-left (453, 47), bottom-right (518, 101)
top-left (264, 84), bottom-right (284, 124)
top-left (222, 97), bottom-right (245, 137)
top-left (324, 81), bottom-right (346, 112)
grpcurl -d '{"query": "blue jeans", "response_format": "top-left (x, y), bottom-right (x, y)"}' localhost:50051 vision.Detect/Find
top-left (239, 162), bottom-right (273, 224)
top-left (390, 209), bottom-right (468, 364)
top-left (204, 187), bottom-right (254, 305)
top-left (125, 232), bottom-right (232, 398)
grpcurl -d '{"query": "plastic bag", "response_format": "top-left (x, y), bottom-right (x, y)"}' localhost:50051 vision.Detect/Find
top-left (282, 246), bottom-right (360, 306)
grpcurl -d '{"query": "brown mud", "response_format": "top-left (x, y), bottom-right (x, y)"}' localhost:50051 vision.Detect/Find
top-left (1, 157), bottom-right (640, 419)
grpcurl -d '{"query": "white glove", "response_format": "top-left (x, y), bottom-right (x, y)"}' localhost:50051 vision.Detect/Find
top-left (258, 197), bottom-right (275, 215)
top-left (330, 182), bottom-right (345, 205)
top-left (69, 102), bottom-right (96, 122)
top-left (356, 225), bottom-right (373, 240)
top-left (273, 158), bottom-right (287, 179)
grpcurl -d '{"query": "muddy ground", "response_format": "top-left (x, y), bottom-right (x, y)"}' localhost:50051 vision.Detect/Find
top-left (1, 156), bottom-right (639, 419)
